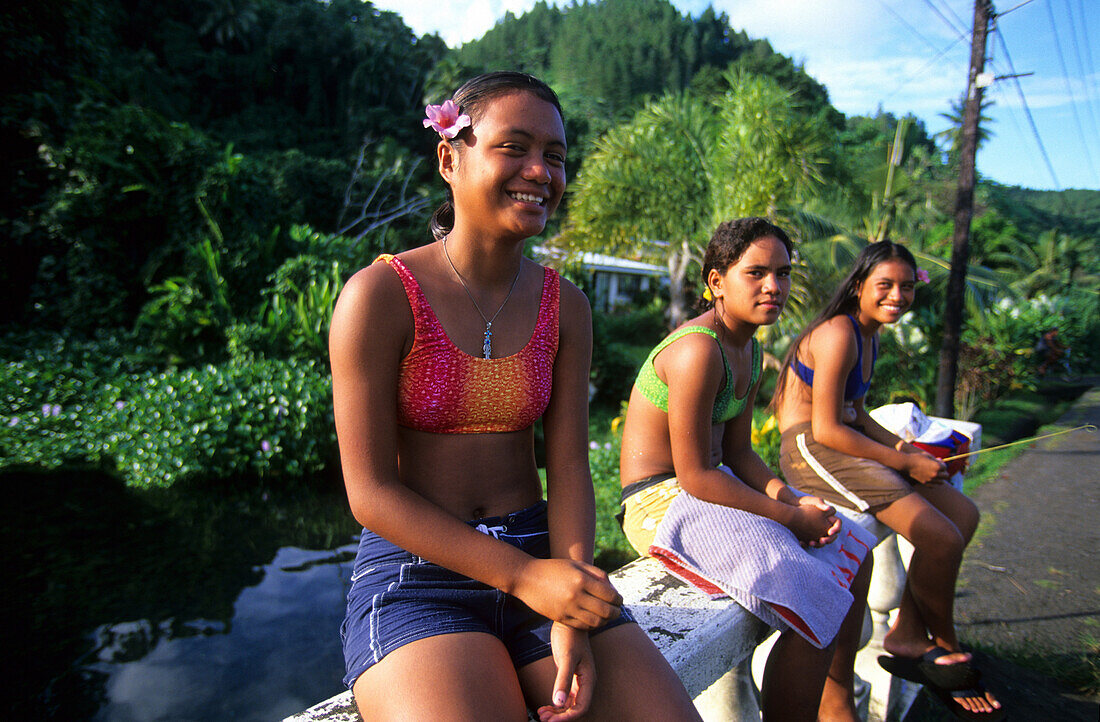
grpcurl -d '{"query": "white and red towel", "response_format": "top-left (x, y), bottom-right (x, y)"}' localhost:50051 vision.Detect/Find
top-left (649, 488), bottom-right (876, 649)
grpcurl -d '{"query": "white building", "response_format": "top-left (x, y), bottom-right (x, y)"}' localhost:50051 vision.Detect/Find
top-left (536, 247), bottom-right (668, 312)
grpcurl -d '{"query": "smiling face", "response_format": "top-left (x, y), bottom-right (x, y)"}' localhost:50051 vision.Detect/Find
top-left (856, 258), bottom-right (916, 326)
top-left (439, 90), bottom-right (567, 242)
top-left (709, 235), bottom-right (792, 327)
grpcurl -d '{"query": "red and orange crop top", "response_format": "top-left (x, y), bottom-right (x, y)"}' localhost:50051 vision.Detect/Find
top-left (376, 254), bottom-right (559, 434)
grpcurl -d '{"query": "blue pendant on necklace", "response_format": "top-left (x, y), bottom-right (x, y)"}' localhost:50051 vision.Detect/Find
top-left (482, 324), bottom-right (493, 359)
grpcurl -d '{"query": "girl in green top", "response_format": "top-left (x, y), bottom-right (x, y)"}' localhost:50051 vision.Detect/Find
top-left (618, 218), bottom-right (872, 722)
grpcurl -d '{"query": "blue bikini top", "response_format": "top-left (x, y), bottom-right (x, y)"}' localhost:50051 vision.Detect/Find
top-left (790, 315), bottom-right (878, 401)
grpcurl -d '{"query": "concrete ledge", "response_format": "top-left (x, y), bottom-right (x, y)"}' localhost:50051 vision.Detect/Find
top-left (285, 691), bottom-right (357, 722)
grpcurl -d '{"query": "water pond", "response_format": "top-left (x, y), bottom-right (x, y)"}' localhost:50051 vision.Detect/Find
top-left (5, 471), bottom-right (360, 721)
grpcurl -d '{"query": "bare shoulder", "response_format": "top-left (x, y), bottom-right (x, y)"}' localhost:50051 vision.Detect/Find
top-left (659, 325), bottom-right (724, 378)
top-left (335, 261), bottom-right (406, 318)
top-left (802, 315), bottom-right (857, 371)
top-left (556, 272), bottom-right (590, 314)
top-left (808, 315), bottom-right (857, 350)
top-left (555, 272), bottom-right (592, 338)
top-left (330, 260), bottom-right (412, 359)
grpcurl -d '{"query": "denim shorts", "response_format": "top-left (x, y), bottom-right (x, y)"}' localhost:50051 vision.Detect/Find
top-left (341, 500), bottom-right (635, 689)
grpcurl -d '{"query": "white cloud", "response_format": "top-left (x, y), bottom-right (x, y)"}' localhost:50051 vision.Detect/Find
top-left (374, 0), bottom-right (568, 46)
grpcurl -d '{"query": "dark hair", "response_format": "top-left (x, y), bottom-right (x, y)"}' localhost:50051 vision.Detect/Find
top-left (697, 217), bottom-right (793, 310)
top-left (429, 72), bottom-right (564, 241)
top-left (773, 240), bottom-right (918, 405)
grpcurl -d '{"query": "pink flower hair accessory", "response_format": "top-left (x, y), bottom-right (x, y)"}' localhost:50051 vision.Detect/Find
top-left (916, 268), bottom-right (930, 284)
top-left (423, 99), bottom-right (471, 139)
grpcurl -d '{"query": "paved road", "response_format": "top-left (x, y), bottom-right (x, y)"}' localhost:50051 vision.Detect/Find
top-left (910, 383), bottom-right (1100, 720)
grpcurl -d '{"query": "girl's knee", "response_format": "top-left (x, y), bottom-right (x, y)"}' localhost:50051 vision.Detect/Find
top-left (911, 520), bottom-right (966, 561)
top-left (957, 497), bottom-right (980, 541)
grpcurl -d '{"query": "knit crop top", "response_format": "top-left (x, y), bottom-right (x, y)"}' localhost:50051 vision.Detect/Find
top-left (377, 254), bottom-right (559, 434)
top-left (633, 326), bottom-right (760, 424)
top-left (789, 315), bottom-right (878, 401)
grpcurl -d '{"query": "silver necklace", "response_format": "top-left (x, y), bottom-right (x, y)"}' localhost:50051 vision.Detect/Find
top-left (441, 237), bottom-right (522, 359)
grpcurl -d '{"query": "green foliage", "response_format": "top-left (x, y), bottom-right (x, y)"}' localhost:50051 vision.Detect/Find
top-left (721, 37), bottom-right (842, 128)
top-left (455, 0), bottom-right (827, 158)
top-left (868, 307), bottom-right (940, 408)
top-left (987, 184), bottom-right (1100, 240)
top-left (19, 103), bottom-right (360, 332)
top-left (986, 228), bottom-right (1099, 299)
top-left (565, 91), bottom-right (717, 256)
top-left (247, 254), bottom-right (345, 359)
top-left (30, 104), bottom-right (216, 329)
top-left (459, 0), bottom-right (735, 112)
top-left (138, 223), bottom-right (361, 364)
top-left (564, 72), bottom-right (832, 327)
top-left (590, 304), bottom-right (666, 404)
top-left (711, 70), bottom-right (831, 220)
top-left (952, 293), bottom-right (1097, 419)
top-left (587, 424), bottom-right (635, 570)
top-left (1, 333), bottom-right (335, 488)
top-left (94, 0), bottom-right (443, 157)
top-left (750, 410), bottom-right (782, 474)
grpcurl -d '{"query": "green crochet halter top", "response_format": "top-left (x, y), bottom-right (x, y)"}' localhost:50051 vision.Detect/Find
top-left (633, 326), bottom-right (760, 424)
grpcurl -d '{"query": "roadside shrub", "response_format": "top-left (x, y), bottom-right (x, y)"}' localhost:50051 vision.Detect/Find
top-left (954, 292), bottom-right (1092, 418)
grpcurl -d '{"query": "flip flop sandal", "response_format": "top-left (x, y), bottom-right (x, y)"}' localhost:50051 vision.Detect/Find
top-left (916, 646), bottom-right (981, 691)
top-left (879, 646), bottom-right (981, 689)
top-left (877, 653), bottom-right (925, 684)
top-left (931, 683), bottom-right (1007, 722)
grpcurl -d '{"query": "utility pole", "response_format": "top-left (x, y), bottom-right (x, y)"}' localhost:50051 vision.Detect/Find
top-left (934, 0), bottom-right (994, 418)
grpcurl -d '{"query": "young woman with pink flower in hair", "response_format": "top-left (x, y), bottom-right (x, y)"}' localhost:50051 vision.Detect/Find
top-left (330, 72), bottom-right (699, 721)
top-left (773, 241), bottom-right (1004, 720)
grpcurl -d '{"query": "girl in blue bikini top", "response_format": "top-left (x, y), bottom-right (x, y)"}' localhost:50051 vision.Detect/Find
top-left (788, 315), bottom-right (878, 401)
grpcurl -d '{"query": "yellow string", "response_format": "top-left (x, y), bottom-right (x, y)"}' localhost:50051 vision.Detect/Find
top-left (942, 424), bottom-right (1096, 461)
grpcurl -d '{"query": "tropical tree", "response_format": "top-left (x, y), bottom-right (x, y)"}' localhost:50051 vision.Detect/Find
top-left (562, 92), bottom-right (716, 326)
top-left (561, 70), bottom-right (831, 327)
top-left (710, 71), bottom-right (830, 220)
top-left (936, 96), bottom-right (995, 168)
top-left (987, 228), bottom-right (1099, 298)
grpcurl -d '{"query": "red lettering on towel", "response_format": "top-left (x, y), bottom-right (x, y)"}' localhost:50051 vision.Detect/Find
top-left (844, 529), bottom-right (870, 553)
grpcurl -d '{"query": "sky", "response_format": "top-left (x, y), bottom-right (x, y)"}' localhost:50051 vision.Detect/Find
top-left (370, 0), bottom-right (1100, 192)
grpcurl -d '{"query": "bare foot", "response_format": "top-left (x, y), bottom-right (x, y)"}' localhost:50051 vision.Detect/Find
top-left (949, 686), bottom-right (1001, 715)
top-left (882, 630), bottom-right (973, 667)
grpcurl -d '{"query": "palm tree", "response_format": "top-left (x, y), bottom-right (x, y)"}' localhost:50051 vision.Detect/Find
top-left (936, 96), bottom-right (995, 167)
top-left (988, 229), bottom-right (1099, 298)
top-left (561, 70), bottom-right (831, 327)
top-left (562, 91), bottom-right (716, 326)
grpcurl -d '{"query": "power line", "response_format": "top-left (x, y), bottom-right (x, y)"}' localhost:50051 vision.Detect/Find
top-left (986, 80), bottom-right (1036, 170)
top-left (1074, 0), bottom-right (1099, 85)
top-left (1063, 0), bottom-right (1100, 148)
top-left (993, 25), bottom-right (1062, 189)
top-left (1043, 0), bottom-right (1100, 184)
top-left (881, 35), bottom-right (969, 104)
top-left (877, 0), bottom-right (942, 54)
top-left (921, 0), bottom-right (970, 41)
top-left (932, 0), bottom-right (972, 35)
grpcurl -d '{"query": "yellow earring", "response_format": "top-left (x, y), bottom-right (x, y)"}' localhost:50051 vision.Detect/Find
top-left (703, 286), bottom-right (713, 302)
